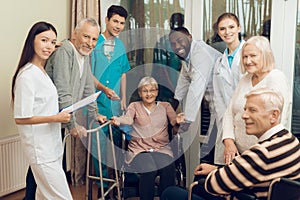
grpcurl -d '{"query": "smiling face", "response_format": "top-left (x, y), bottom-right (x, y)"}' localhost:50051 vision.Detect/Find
top-left (33, 30), bottom-right (57, 62)
top-left (169, 31), bottom-right (192, 60)
top-left (105, 14), bottom-right (126, 38)
top-left (242, 95), bottom-right (274, 138)
top-left (217, 17), bottom-right (240, 45)
top-left (242, 44), bottom-right (264, 75)
top-left (138, 84), bottom-right (158, 107)
top-left (72, 22), bottom-right (99, 56)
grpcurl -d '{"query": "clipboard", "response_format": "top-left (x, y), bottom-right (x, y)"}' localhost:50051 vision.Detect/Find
top-left (61, 91), bottom-right (101, 113)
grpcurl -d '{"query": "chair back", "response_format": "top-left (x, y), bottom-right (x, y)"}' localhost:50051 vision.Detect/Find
top-left (268, 178), bottom-right (300, 200)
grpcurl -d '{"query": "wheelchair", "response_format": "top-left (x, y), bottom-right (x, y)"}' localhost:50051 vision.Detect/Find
top-left (120, 129), bottom-right (186, 199)
top-left (120, 85), bottom-right (186, 199)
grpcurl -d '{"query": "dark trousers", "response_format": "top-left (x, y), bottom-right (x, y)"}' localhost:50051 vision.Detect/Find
top-left (130, 152), bottom-right (176, 200)
top-left (161, 175), bottom-right (225, 200)
top-left (161, 186), bottom-right (204, 200)
top-left (23, 167), bottom-right (36, 200)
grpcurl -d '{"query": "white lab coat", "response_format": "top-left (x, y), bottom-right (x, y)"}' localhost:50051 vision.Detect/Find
top-left (174, 40), bottom-right (221, 122)
top-left (213, 40), bottom-right (245, 165)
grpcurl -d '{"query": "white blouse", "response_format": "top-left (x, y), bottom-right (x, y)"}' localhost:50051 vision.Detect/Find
top-left (14, 63), bottom-right (63, 164)
top-left (222, 69), bottom-right (291, 153)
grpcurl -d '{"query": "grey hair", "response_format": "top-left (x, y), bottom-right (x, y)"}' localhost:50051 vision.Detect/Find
top-left (245, 88), bottom-right (284, 115)
top-left (241, 36), bottom-right (275, 74)
top-left (138, 76), bottom-right (158, 90)
top-left (75, 18), bottom-right (100, 32)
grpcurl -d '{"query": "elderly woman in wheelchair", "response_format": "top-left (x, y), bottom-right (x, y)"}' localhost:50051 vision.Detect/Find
top-left (111, 76), bottom-right (185, 200)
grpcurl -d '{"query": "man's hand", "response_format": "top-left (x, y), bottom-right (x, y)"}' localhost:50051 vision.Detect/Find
top-left (97, 114), bottom-right (107, 124)
top-left (70, 125), bottom-right (87, 138)
top-left (104, 88), bottom-right (120, 100)
top-left (194, 163), bottom-right (218, 176)
top-left (223, 138), bottom-right (239, 164)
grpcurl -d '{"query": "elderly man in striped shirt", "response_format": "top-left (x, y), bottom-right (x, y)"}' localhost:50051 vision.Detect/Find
top-left (161, 88), bottom-right (300, 200)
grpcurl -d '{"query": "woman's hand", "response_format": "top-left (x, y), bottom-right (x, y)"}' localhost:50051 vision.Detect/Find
top-left (56, 110), bottom-right (71, 123)
top-left (176, 112), bottom-right (185, 124)
top-left (223, 138), bottom-right (239, 164)
top-left (111, 116), bottom-right (120, 126)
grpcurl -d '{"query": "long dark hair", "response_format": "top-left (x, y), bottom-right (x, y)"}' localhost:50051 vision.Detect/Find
top-left (11, 21), bottom-right (57, 103)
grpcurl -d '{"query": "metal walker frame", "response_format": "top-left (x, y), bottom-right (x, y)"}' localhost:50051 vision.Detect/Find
top-left (86, 120), bottom-right (121, 200)
top-left (63, 120), bottom-right (121, 200)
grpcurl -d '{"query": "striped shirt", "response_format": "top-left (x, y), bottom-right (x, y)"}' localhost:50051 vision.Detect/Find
top-left (205, 128), bottom-right (300, 199)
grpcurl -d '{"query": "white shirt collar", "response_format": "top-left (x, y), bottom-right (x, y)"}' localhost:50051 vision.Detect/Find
top-left (142, 102), bottom-right (159, 115)
top-left (69, 41), bottom-right (85, 78)
top-left (258, 124), bottom-right (285, 142)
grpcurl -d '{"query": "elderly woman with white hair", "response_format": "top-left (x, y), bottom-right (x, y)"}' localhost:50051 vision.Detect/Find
top-left (221, 36), bottom-right (291, 165)
top-left (112, 76), bottom-right (185, 200)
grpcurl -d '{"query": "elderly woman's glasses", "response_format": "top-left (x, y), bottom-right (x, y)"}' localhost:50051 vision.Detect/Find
top-left (141, 89), bottom-right (158, 94)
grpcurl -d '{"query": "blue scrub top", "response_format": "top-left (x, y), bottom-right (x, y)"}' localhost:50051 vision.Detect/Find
top-left (91, 35), bottom-right (131, 118)
top-left (226, 43), bottom-right (241, 68)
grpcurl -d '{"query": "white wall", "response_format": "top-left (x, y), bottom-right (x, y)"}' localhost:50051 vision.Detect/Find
top-left (0, 0), bottom-right (71, 139)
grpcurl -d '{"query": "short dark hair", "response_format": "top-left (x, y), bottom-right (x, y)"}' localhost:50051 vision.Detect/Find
top-left (107, 5), bottom-right (128, 20)
top-left (169, 26), bottom-right (190, 37)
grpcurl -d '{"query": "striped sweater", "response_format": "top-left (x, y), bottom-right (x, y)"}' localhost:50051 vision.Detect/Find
top-left (205, 129), bottom-right (300, 199)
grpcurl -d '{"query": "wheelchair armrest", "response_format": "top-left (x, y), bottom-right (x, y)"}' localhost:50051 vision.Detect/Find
top-left (268, 178), bottom-right (300, 200)
top-left (230, 191), bottom-right (259, 200)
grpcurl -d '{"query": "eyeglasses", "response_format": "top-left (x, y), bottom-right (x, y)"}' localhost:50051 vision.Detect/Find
top-left (141, 89), bottom-right (158, 94)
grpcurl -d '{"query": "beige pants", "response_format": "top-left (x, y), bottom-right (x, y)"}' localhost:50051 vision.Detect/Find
top-left (70, 136), bottom-right (87, 185)
top-left (70, 109), bottom-right (88, 186)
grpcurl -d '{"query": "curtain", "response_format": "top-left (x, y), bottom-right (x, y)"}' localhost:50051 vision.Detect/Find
top-left (71, 0), bottom-right (101, 32)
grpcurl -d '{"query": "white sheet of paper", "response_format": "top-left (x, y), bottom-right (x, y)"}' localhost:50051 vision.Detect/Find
top-left (61, 91), bottom-right (101, 112)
